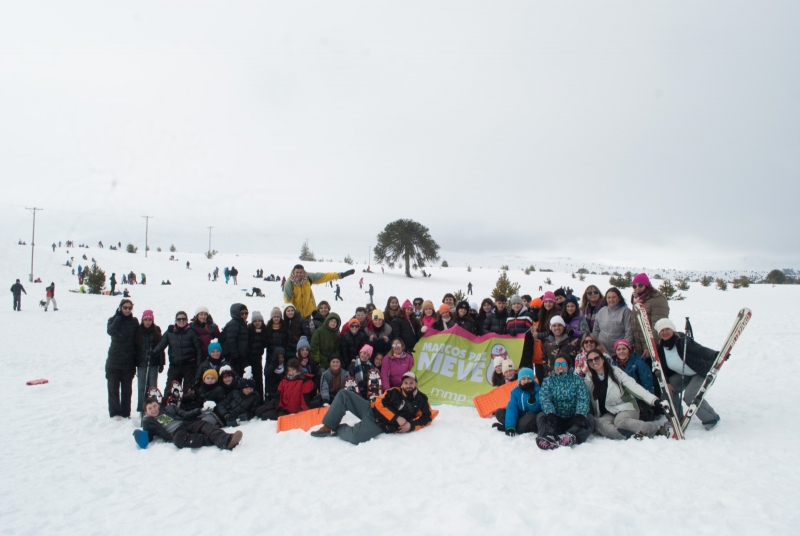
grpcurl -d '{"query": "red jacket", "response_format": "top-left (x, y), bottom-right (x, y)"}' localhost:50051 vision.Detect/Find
top-left (277, 373), bottom-right (315, 413)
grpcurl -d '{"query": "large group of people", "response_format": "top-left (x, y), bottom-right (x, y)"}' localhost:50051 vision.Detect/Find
top-left (104, 266), bottom-right (723, 451)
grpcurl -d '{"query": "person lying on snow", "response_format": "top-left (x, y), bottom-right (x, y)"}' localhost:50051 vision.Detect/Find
top-left (141, 387), bottom-right (242, 450)
top-left (310, 371), bottom-right (432, 445)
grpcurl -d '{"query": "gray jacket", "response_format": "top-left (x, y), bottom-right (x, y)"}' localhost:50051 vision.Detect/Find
top-left (592, 304), bottom-right (633, 352)
top-left (320, 368), bottom-right (347, 402)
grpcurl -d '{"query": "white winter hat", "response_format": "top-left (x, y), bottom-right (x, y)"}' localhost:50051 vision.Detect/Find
top-left (654, 318), bottom-right (677, 335)
top-left (550, 315), bottom-right (566, 327)
top-left (493, 356), bottom-right (505, 370)
top-left (195, 306), bottom-right (209, 316)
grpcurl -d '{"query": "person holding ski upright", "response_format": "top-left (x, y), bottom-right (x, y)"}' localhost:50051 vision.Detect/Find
top-left (630, 273), bottom-right (669, 357)
top-left (655, 318), bottom-right (721, 430)
top-left (134, 309), bottom-right (163, 412)
top-left (584, 349), bottom-right (669, 440)
top-left (283, 264), bottom-right (355, 318)
top-left (493, 367), bottom-right (540, 436)
top-left (536, 353), bottom-right (594, 450)
top-left (311, 371), bottom-right (432, 445)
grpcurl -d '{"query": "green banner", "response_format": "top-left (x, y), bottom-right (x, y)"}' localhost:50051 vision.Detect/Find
top-left (412, 327), bottom-right (524, 406)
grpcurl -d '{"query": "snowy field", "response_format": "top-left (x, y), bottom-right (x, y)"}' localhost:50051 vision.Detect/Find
top-left (2, 244), bottom-right (797, 536)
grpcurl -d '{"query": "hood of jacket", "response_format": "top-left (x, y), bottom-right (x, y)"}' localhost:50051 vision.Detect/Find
top-left (230, 303), bottom-right (246, 321)
top-left (323, 312), bottom-right (342, 332)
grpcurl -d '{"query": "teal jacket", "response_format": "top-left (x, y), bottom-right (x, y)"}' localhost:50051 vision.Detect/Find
top-left (540, 370), bottom-right (590, 418)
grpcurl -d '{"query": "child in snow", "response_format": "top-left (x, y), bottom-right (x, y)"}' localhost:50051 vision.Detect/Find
top-left (493, 367), bottom-right (541, 436)
top-left (255, 358), bottom-right (315, 420)
top-left (141, 388), bottom-right (242, 450)
top-left (219, 365), bottom-right (239, 396)
top-left (348, 344), bottom-right (380, 400)
top-left (502, 360), bottom-right (518, 383)
top-left (194, 341), bottom-right (230, 385)
top-left (183, 369), bottom-right (226, 410)
top-left (215, 367), bottom-right (261, 426)
top-left (491, 357), bottom-right (505, 387)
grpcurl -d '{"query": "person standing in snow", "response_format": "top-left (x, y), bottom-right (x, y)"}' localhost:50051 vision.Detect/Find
top-left (592, 287), bottom-right (633, 354)
top-left (467, 282), bottom-right (473, 295)
top-left (283, 264), bottom-right (355, 318)
top-left (220, 304), bottom-right (250, 375)
top-left (630, 273), bottom-right (669, 357)
top-left (109, 273), bottom-right (117, 296)
top-left (151, 311), bottom-right (203, 396)
top-left (105, 299), bottom-right (139, 419)
top-left (310, 371), bottom-right (432, 444)
top-left (134, 310), bottom-right (163, 412)
top-left (230, 266), bottom-right (239, 285)
top-left (334, 284), bottom-right (343, 301)
top-left (10, 279), bottom-right (26, 311)
top-left (44, 282), bottom-right (58, 311)
top-left (364, 283), bottom-right (374, 305)
top-left (655, 318), bottom-right (721, 431)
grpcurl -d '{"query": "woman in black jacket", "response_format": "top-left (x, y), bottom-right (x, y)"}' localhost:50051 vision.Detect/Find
top-left (152, 311), bottom-right (202, 396)
top-left (221, 303), bottom-right (250, 375)
top-left (247, 311), bottom-right (268, 401)
top-left (105, 298), bottom-right (139, 419)
top-left (282, 305), bottom-right (304, 356)
top-left (134, 309), bottom-right (164, 412)
top-left (454, 301), bottom-right (476, 334)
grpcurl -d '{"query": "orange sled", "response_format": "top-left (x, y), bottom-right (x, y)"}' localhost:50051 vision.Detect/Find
top-left (473, 381), bottom-right (517, 418)
top-left (277, 406), bottom-right (440, 432)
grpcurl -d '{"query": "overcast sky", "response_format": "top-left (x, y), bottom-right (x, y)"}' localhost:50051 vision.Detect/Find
top-left (1, 1), bottom-right (798, 269)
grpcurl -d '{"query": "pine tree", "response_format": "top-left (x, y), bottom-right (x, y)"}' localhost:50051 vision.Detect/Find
top-left (373, 219), bottom-right (440, 278)
top-left (343, 255), bottom-right (354, 265)
top-left (441, 260), bottom-right (449, 267)
top-left (677, 278), bottom-right (690, 290)
top-left (766, 269), bottom-right (787, 284)
top-left (169, 244), bottom-right (177, 253)
top-left (299, 242), bottom-right (316, 261)
top-left (125, 243), bottom-right (138, 254)
top-left (492, 271), bottom-right (520, 299)
top-left (453, 290), bottom-right (466, 302)
top-left (658, 279), bottom-right (684, 301)
top-left (85, 263), bottom-right (106, 295)
top-left (609, 272), bottom-right (632, 289)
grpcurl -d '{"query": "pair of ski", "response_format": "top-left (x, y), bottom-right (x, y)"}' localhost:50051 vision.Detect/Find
top-left (634, 304), bottom-right (751, 440)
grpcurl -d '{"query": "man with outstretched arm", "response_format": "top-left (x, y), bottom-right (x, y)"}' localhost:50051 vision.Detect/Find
top-left (311, 371), bottom-right (432, 444)
top-left (283, 264), bottom-right (354, 317)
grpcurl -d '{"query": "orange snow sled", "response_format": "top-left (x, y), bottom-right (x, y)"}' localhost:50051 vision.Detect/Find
top-left (277, 405), bottom-right (440, 432)
top-left (473, 381), bottom-right (518, 418)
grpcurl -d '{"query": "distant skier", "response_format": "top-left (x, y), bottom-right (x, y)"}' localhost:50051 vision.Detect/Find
top-left (10, 279), bottom-right (26, 311)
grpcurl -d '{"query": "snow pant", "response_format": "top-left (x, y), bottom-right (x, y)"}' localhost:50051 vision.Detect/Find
top-left (106, 367), bottom-right (135, 418)
top-left (467, 288), bottom-right (472, 295)
top-left (322, 390), bottom-right (384, 445)
top-left (110, 284), bottom-right (116, 295)
top-left (230, 357), bottom-right (248, 377)
top-left (335, 292), bottom-right (342, 301)
top-left (164, 361), bottom-right (196, 397)
top-left (45, 296), bottom-right (57, 310)
top-left (255, 400), bottom-right (287, 421)
top-left (233, 276), bottom-right (238, 285)
top-left (248, 356), bottom-right (264, 402)
top-left (136, 365), bottom-right (160, 412)
top-left (667, 373), bottom-right (719, 424)
top-left (536, 413), bottom-right (595, 444)
top-left (13, 295), bottom-right (21, 310)
top-left (494, 408), bottom-right (538, 433)
top-left (173, 420), bottom-right (231, 449)
top-left (594, 409), bottom-right (662, 440)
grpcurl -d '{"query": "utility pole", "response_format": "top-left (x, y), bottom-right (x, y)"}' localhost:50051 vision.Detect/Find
top-left (367, 246), bottom-right (370, 265)
top-left (26, 207), bottom-right (42, 282)
top-left (207, 226), bottom-right (213, 256)
top-left (142, 216), bottom-right (152, 257)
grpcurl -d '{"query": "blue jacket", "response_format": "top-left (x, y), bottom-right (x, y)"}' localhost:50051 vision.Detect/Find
top-left (613, 354), bottom-right (653, 394)
top-left (504, 383), bottom-right (541, 431)
top-left (539, 370), bottom-right (590, 418)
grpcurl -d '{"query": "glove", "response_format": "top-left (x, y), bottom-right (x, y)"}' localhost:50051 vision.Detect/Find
top-left (158, 365), bottom-right (164, 373)
top-left (505, 428), bottom-right (517, 437)
top-left (570, 415), bottom-right (587, 428)
top-left (339, 269), bottom-right (355, 278)
top-left (659, 399), bottom-right (671, 411)
top-left (546, 414), bottom-right (559, 428)
top-left (568, 329), bottom-right (575, 337)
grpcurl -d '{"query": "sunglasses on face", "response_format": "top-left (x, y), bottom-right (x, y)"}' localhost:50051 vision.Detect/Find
top-left (392, 343), bottom-right (403, 348)
top-left (121, 306), bottom-right (133, 311)
top-left (553, 362), bottom-right (569, 368)
top-left (584, 340), bottom-right (596, 346)
top-left (633, 284), bottom-right (645, 289)
top-left (176, 317), bottom-right (188, 322)
top-left (240, 311), bottom-right (249, 316)
top-left (587, 357), bottom-right (603, 364)
top-left (587, 290), bottom-right (599, 295)
top-left (414, 302), bottom-right (423, 306)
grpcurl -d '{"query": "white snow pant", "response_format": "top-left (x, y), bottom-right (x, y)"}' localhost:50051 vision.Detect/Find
top-left (595, 409), bottom-right (662, 440)
top-left (45, 297), bottom-right (57, 310)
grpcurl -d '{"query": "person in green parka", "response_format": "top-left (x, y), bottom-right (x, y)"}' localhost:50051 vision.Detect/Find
top-left (310, 312), bottom-right (342, 369)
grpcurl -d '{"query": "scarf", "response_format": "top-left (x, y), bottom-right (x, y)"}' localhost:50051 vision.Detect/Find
top-left (290, 273), bottom-right (308, 287)
top-left (330, 368), bottom-right (343, 394)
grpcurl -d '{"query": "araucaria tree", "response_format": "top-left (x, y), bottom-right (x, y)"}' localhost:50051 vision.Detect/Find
top-left (373, 219), bottom-right (440, 278)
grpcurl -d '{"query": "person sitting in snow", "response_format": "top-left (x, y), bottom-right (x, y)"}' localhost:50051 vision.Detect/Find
top-left (310, 371), bottom-right (432, 445)
top-left (491, 357), bottom-right (505, 387)
top-left (264, 346), bottom-right (287, 402)
top-left (215, 367), bottom-right (261, 426)
top-left (255, 358), bottom-right (316, 420)
top-left (141, 387), bottom-right (242, 450)
top-left (502, 360), bottom-right (518, 383)
top-left (493, 367), bottom-right (541, 436)
top-left (183, 369), bottom-right (226, 410)
top-left (348, 344), bottom-right (380, 400)
top-left (536, 353), bottom-right (594, 450)
top-left (194, 341), bottom-right (230, 386)
top-left (218, 365), bottom-right (239, 396)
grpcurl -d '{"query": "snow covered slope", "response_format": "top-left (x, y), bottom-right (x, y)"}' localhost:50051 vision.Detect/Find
top-left (1, 244), bottom-right (797, 535)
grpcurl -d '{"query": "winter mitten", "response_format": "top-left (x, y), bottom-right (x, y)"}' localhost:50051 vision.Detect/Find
top-left (339, 269), bottom-right (355, 278)
top-left (505, 428), bottom-right (517, 437)
top-left (545, 414), bottom-right (559, 428)
top-left (570, 415), bottom-right (587, 428)
top-left (659, 400), bottom-right (671, 412)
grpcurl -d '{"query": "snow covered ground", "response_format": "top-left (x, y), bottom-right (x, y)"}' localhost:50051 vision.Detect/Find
top-left (2, 244), bottom-right (797, 535)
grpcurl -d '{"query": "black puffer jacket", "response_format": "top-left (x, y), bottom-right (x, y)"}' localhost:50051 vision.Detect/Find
top-left (283, 313), bottom-right (304, 355)
top-left (106, 312), bottom-right (140, 371)
top-left (657, 333), bottom-right (718, 377)
top-left (135, 324), bottom-right (164, 368)
top-left (248, 323), bottom-right (268, 365)
top-left (221, 304), bottom-right (249, 362)
top-left (484, 308), bottom-right (508, 335)
top-left (389, 314), bottom-right (419, 354)
top-left (216, 389), bottom-right (260, 421)
top-left (265, 323), bottom-right (287, 360)
top-left (152, 324), bottom-right (202, 365)
top-left (340, 329), bottom-right (368, 369)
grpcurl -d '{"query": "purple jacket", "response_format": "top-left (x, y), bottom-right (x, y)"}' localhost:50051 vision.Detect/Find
top-left (565, 313), bottom-right (589, 338)
top-left (191, 321), bottom-right (221, 360)
top-left (380, 351), bottom-right (415, 390)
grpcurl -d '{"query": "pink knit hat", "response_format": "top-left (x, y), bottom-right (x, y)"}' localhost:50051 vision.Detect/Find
top-left (360, 344), bottom-right (374, 357)
top-left (614, 339), bottom-right (632, 352)
top-left (632, 273), bottom-right (651, 287)
top-left (401, 299), bottom-right (413, 309)
top-left (542, 291), bottom-right (557, 304)
top-left (142, 309), bottom-right (154, 321)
